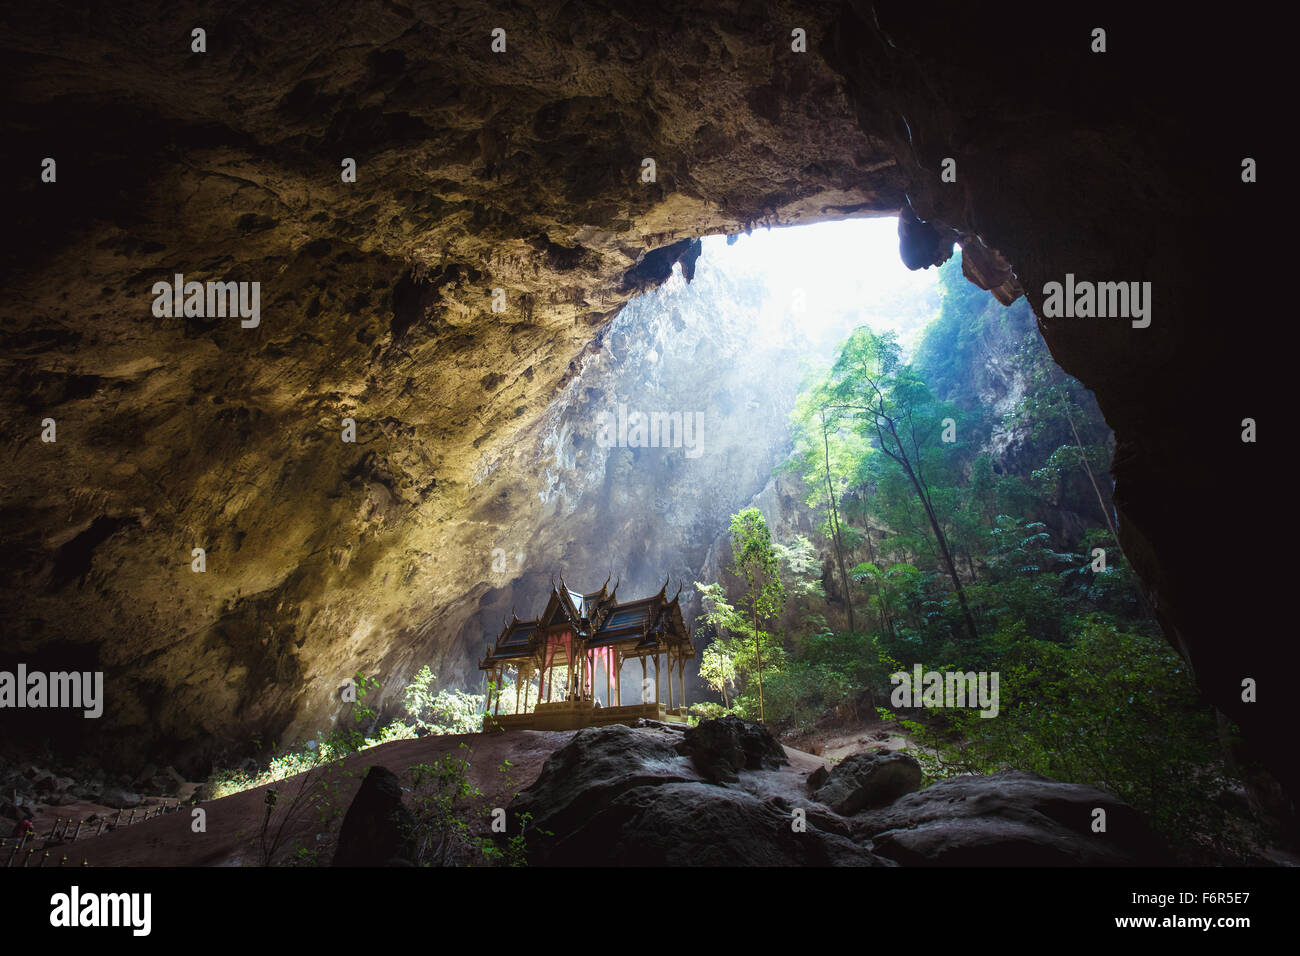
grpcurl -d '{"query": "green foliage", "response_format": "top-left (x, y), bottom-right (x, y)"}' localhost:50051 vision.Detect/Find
top-left (209, 666), bottom-right (492, 807)
top-left (773, 535), bottom-right (826, 602)
top-left (729, 508), bottom-right (786, 626)
top-left (758, 254), bottom-right (1261, 858)
top-left (687, 701), bottom-right (729, 721)
top-left (695, 511), bottom-right (836, 722)
top-left (404, 747), bottom-right (541, 866)
top-left (759, 660), bottom-right (855, 732)
top-left (698, 638), bottom-right (738, 708)
top-left (403, 665), bottom-right (489, 733)
top-left (250, 672), bottom-right (379, 866)
top-left (888, 621), bottom-right (1255, 857)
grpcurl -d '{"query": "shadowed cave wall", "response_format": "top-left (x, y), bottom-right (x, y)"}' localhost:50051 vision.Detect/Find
top-left (0, 3), bottom-right (1285, 800)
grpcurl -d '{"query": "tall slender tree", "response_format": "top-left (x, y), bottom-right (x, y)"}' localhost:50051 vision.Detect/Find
top-left (827, 329), bottom-right (979, 643)
top-left (729, 508), bottom-right (785, 722)
top-left (788, 385), bottom-right (864, 633)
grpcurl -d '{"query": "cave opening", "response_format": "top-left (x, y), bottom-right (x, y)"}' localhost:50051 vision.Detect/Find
top-left (461, 212), bottom-right (1271, 866)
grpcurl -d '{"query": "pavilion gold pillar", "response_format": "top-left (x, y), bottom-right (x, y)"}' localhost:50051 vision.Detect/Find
top-left (640, 657), bottom-right (647, 704)
top-left (654, 653), bottom-right (661, 707)
top-left (614, 650), bottom-right (621, 707)
top-left (493, 667), bottom-right (501, 715)
top-left (678, 658), bottom-right (686, 709)
top-left (523, 666), bottom-right (531, 712)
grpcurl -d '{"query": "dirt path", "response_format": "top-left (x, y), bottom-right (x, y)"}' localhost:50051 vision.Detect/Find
top-left (783, 716), bottom-right (915, 762)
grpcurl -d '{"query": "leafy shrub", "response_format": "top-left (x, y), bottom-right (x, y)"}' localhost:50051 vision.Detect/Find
top-left (886, 620), bottom-right (1256, 858)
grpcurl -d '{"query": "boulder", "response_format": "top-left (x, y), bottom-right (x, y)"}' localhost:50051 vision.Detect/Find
top-left (544, 781), bottom-right (891, 867)
top-left (512, 724), bottom-right (703, 839)
top-left (814, 750), bottom-right (923, 815)
top-left (854, 770), bottom-right (1169, 866)
top-left (331, 765), bottom-right (418, 867)
top-left (139, 767), bottom-right (186, 796)
top-left (99, 788), bottom-right (142, 809)
top-left (510, 723), bottom-right (889, 866)
top-left (675, 715), bottom-right (787, 782)
top-left (71, 781), bottom-right (103, 800)
top-left (132, 764), bottom-right (158, 789)
top-left (807, 766), bottom-right (830, 793)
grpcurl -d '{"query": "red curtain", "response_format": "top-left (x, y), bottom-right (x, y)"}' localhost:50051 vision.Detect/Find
top-left (541, 630), bottom-right (574, 700)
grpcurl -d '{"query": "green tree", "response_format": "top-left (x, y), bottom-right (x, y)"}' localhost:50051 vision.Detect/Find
top-left (825, 328), bottom-right (979, 643)
top-left (729, 508), bottom-right (786, 722)
top-left (699, 639), bottom-right (737, 708)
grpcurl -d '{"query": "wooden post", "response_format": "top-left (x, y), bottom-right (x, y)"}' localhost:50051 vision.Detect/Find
top-left (654, 654), bottom-right (661, 707)
top-left (614, 650), bottom-right (621, 707)
top-left (679, 658), bottom-right (686, 709)
top-left (515, 666), bottom-right (521, 714)
top-left (666, 651), bottom-right (675, 710)
top-left (641, 657), bottom-right (648, 704)
top-left (493, 667), bottom-right (502, 715)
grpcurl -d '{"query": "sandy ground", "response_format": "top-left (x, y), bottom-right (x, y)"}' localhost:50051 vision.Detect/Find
top-left (783, 716), bottom-right (913, 762)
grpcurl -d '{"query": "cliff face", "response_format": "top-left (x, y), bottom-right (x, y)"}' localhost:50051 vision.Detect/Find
top-left (0, 3), bottom-right (1283, 795)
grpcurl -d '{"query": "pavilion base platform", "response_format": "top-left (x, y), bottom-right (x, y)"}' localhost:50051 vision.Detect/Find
top-left (482, 700), bottom-right (690, 732)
